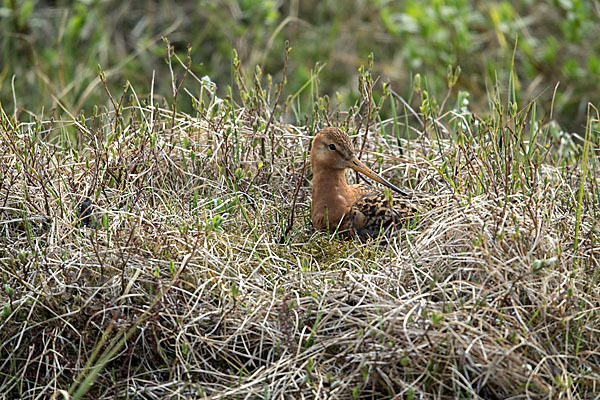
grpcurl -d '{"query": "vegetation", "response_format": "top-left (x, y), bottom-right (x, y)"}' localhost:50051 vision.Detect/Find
top-left (2, 0), bottom-right (600, 132)
top-left (1, 0), bottom-right (600, 399)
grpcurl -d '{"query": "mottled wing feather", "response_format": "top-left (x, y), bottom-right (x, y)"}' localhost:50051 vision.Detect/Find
top-left (347, 189), bottom-right (420, 240)
top-left (351, 183), bottom-right (371, 197)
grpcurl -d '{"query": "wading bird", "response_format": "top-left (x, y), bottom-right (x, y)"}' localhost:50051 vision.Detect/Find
top-left (310, 127), bottom-right (419, 239)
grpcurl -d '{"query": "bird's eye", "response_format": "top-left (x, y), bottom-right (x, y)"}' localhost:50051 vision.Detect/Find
top-left (328, 144), bottom-right (336, 151)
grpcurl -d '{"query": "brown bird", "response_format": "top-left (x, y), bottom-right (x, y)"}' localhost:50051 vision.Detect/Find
top-left (310, 127), bottom-right (419, 240)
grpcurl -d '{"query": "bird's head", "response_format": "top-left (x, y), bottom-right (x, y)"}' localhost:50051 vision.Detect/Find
top-left (310, 127), bottom-right (408, 196)
top-left (310, 127), bottom-right (355, 170)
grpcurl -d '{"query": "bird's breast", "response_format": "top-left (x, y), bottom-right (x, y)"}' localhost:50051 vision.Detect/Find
top-left (311, 192), bottom-right (352, 230)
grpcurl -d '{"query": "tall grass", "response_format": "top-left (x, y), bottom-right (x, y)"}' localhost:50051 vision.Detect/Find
top-left (2, 1), bottom-right (600, 134)
top-left (0, 54), bottom-right (599, 398)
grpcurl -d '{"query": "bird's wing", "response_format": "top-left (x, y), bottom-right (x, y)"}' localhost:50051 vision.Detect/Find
top-left (347, 189), bottom-right (421, 240)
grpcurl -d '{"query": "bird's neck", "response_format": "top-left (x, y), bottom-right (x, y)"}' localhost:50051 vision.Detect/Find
top-left (312, 168), bottom-right (351, 197)
top-left (312, 167), bottom-right (361, 230)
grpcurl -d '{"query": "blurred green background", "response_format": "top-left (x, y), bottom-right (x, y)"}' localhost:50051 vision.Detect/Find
top-left (1, 0), bottom-right (599, 133)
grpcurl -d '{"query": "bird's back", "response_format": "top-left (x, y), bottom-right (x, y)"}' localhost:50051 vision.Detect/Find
top-left (346, 185), bottom-right (424, 240)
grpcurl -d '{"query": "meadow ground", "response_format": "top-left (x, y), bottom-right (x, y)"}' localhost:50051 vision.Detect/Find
top-left (1, 62), bottom-right (600, 399)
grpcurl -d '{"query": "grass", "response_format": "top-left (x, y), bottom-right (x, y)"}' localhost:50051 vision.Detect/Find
top-left (2, 1), bottom-right (600, 133)
top-left (1, 54), bottom-right (600, 399)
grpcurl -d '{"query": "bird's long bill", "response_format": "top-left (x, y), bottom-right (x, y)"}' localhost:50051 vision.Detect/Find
top-left (349, 157), bottom-right (409, 196)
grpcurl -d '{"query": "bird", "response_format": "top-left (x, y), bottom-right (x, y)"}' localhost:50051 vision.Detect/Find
top-left (78, 198), bottom-right (95, 227)
top-left (310, 127), bottom-right (421, 240)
